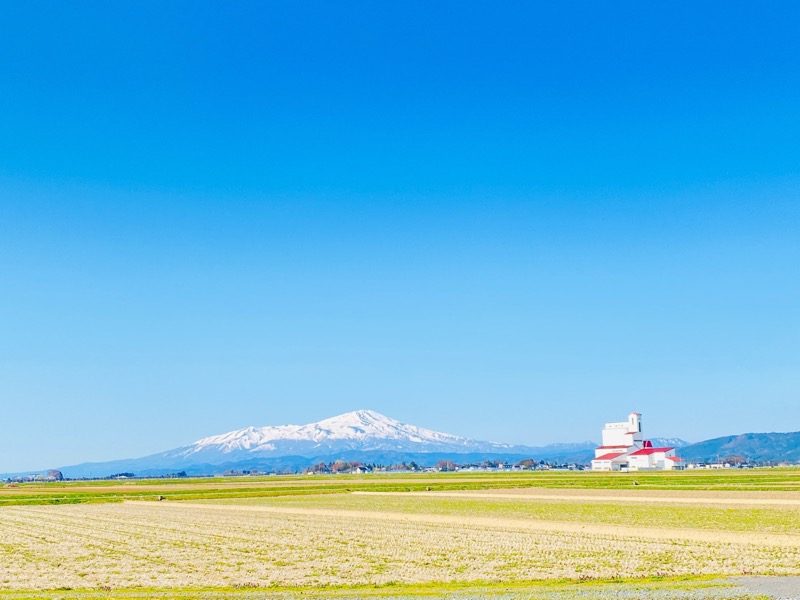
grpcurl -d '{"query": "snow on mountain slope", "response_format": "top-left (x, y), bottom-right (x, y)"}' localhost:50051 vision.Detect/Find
top-left (165, 410), bottom-right (521, 462)
top-left (648, 437), bottom-right (690, 448)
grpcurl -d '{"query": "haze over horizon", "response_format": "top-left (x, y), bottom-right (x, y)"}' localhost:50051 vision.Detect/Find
top-left (2, 3), bottom-right (798, 472)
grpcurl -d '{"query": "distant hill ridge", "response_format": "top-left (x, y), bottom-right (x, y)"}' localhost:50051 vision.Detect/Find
top-left (678, 431), bottom-right (800, 463)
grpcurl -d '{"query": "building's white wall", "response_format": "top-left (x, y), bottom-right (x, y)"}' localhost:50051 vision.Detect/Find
top-left (601, 413), bottom-right (643, 447)
top-left (629, 412), bottom-right (641, 433)
top-left (591, 458), bottom-right (625, 472)
top-left (629, 449), bottom-right (677, 471)
top-left (601, 422), bottom-right (629, 447)
top-left (628, 413), bottom-right (644, 444)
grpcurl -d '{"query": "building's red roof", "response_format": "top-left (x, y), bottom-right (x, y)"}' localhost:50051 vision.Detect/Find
top-left (594, 452), bottom-right (625, 461)
top-left (629, 447), bottom-right (673, 456)
top-left (666, 456), bottom-right (682, 462)
top-left (596, 445), bottom-right (629, 450)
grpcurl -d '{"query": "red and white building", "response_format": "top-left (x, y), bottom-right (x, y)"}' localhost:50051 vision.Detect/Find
top-left (591, 412), bottom-right (680, 471)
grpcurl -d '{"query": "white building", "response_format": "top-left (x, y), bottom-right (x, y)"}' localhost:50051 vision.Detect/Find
top-left (591, 412), bottom-right (680, 471)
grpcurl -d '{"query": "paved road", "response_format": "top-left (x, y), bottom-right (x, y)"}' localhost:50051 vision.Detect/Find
top-left (731, 576), bottom-right (800, 599)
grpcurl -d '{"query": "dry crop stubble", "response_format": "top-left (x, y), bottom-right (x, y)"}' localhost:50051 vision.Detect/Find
top-left (192, 487), bottom-right (800, 535)
top-left (2, 497), bottom-right (800, 591)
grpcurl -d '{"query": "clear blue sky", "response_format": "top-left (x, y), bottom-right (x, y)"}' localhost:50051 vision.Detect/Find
top-left (1, 2), bottom-right (798, 472)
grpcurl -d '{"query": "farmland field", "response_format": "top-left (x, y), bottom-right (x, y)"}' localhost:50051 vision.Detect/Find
top-left (2, 469), bottom-right (800, 598)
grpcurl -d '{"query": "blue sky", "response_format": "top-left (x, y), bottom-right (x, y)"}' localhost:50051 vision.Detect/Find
top-left (1, 3), bottom-right (798, 472)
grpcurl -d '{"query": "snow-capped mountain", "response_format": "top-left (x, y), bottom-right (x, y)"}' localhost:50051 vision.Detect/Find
top-left (162, 409), bottom-right (527, 463)
top-left (51, 410), bottom-right (600, 478)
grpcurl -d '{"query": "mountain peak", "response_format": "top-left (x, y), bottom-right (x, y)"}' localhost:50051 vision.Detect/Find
top-left (320, 409), bottom-right (394, 424)
top-left (315, 409), bottom-right (403, 431)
